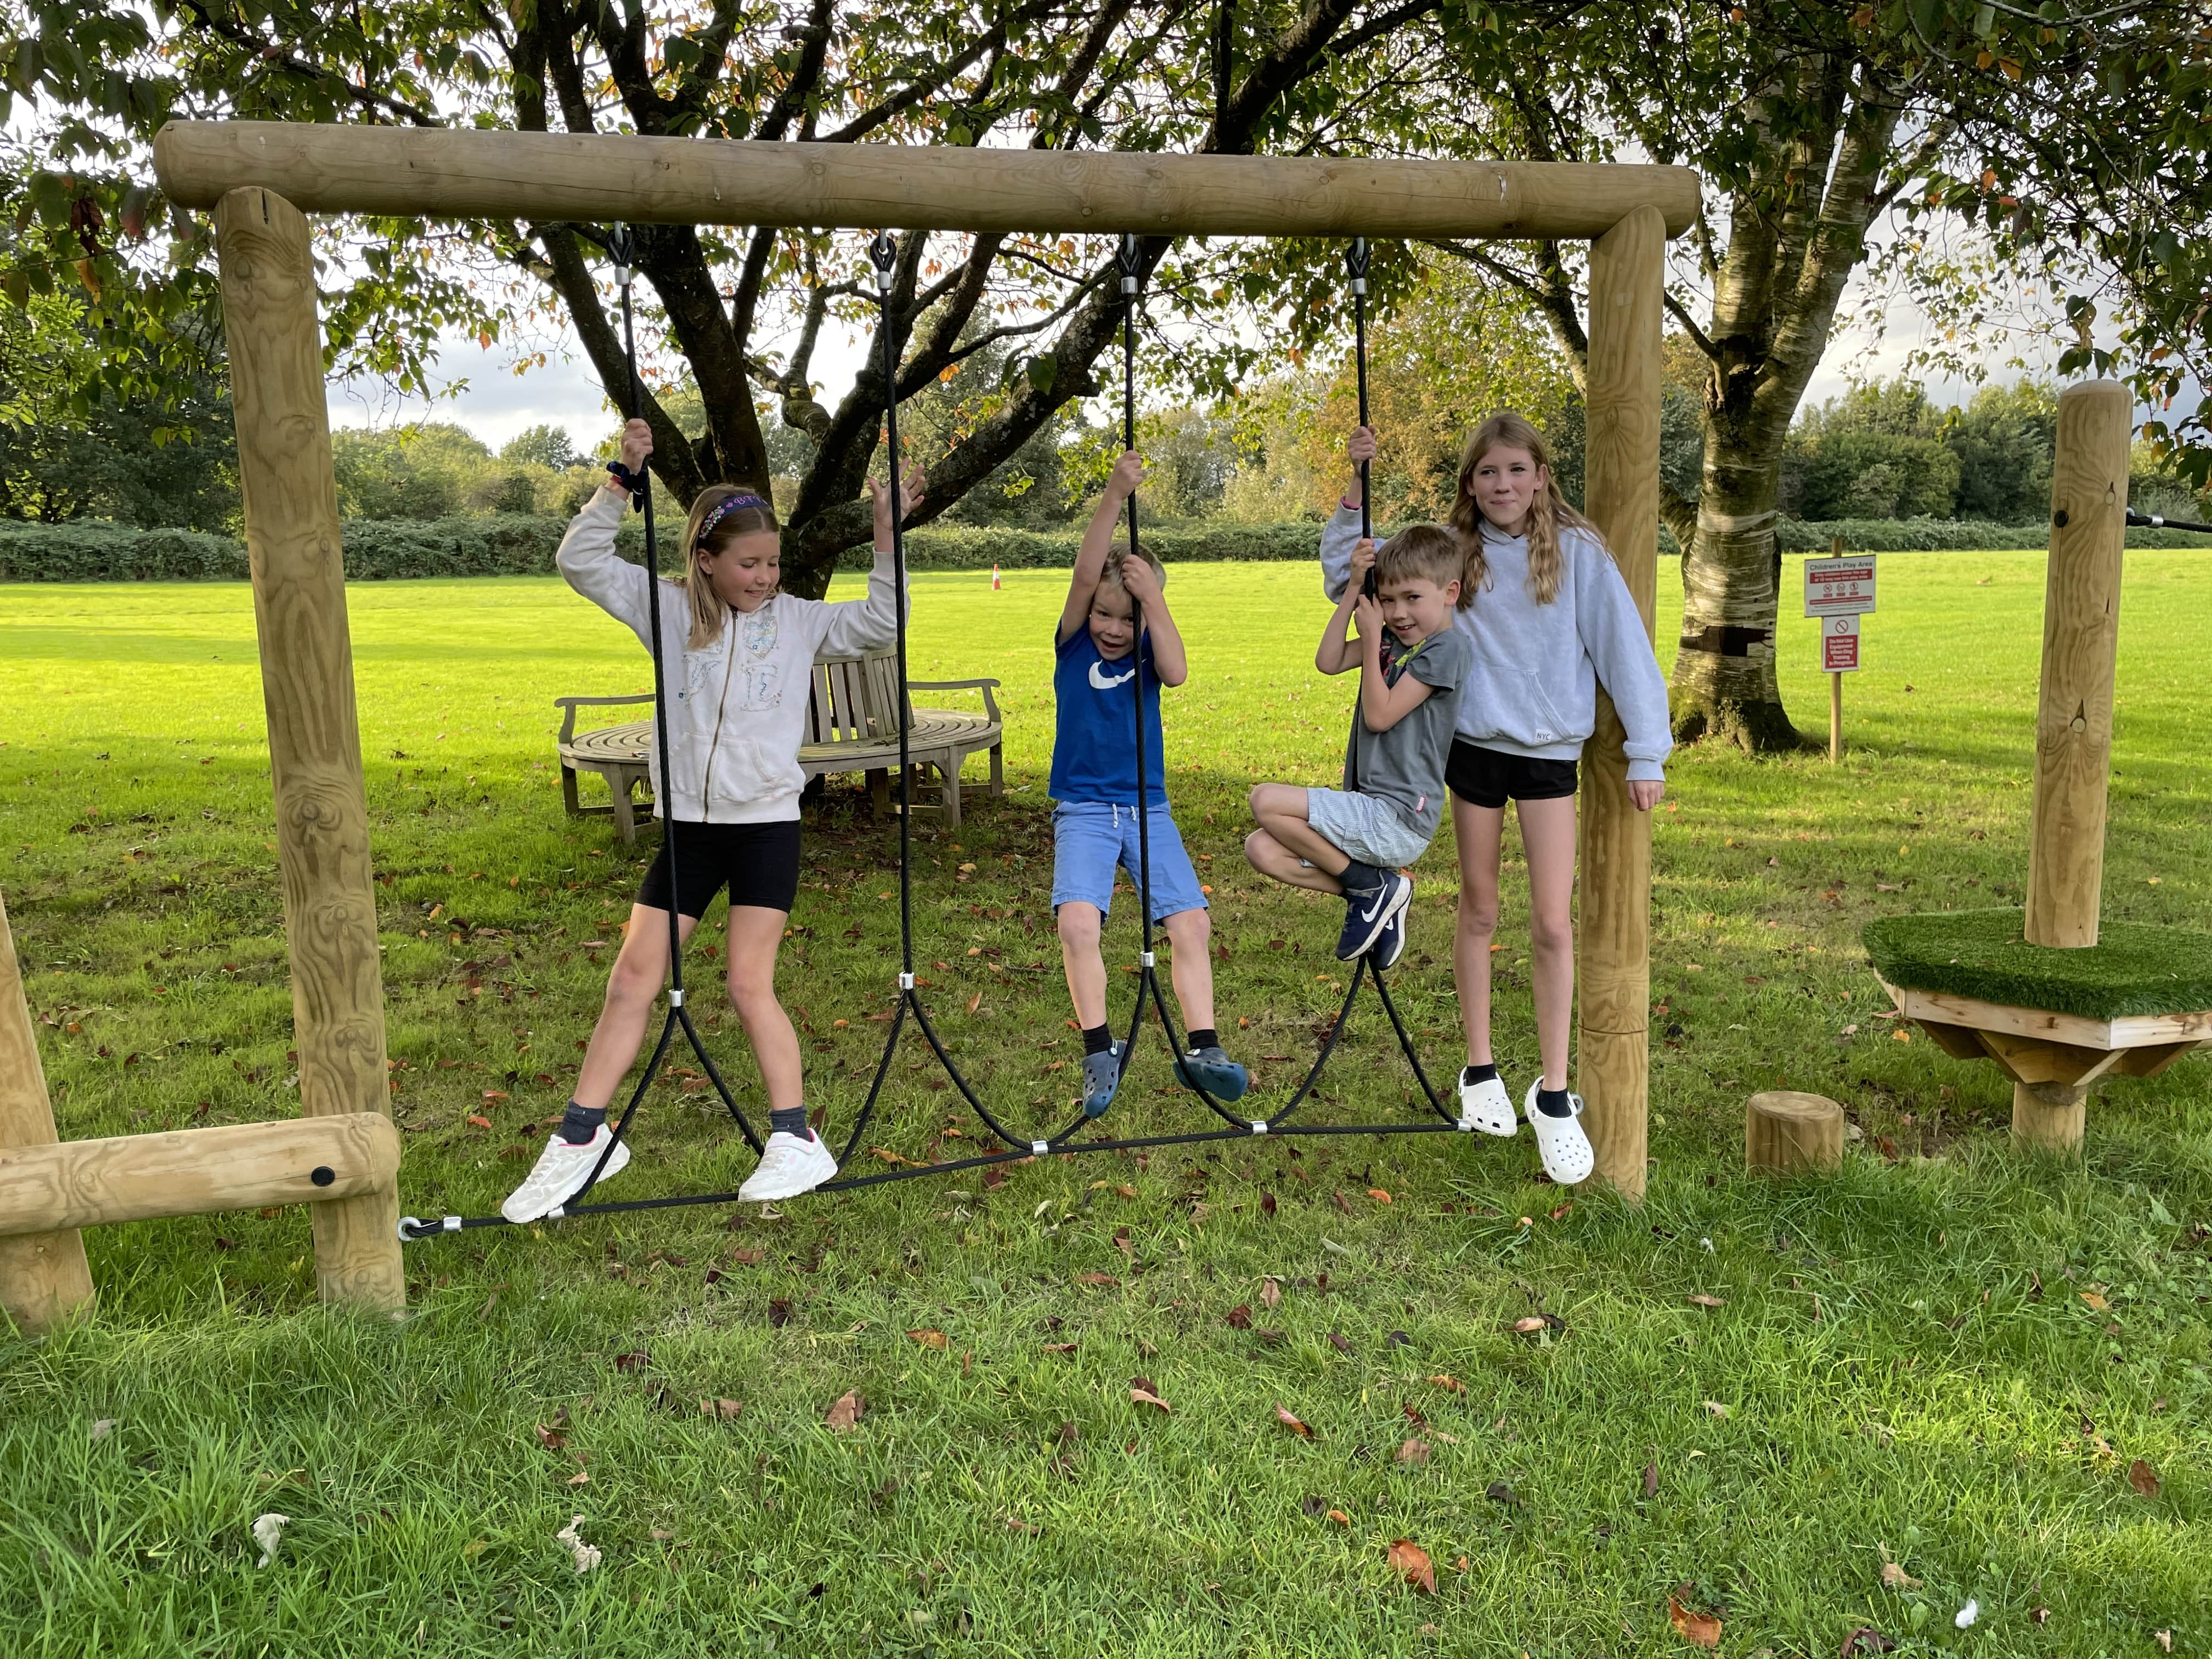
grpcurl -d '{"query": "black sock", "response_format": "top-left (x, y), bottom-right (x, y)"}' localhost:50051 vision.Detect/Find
top-left (558, 1101), bottom-right (606, 1146)
top-left (1535, 1086), bottom-right (1573, 1119)
top-left (769, 1106), bottom-right (812, 1140)
top-left (1081, 1023), bottom-right (1115, 1056)
top-left (1340, 860), bottom-right (1379, 896)
top-left (1460, 1063), bottom-right (1499, 1087)
top-left (1187, 1028), bottom-right (1218, 1053)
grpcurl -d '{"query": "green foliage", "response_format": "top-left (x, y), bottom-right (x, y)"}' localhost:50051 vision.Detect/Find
top-left (331, 423), bottom-right (580, 522)
top-left (499, 424), bottom-right (580, 472)
top-left (1865, 909), bottom-right (2212, 1022)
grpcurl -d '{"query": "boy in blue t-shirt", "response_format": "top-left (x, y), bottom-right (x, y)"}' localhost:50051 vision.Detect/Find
top-left (1051, 450), bottom-right (1248, 1115)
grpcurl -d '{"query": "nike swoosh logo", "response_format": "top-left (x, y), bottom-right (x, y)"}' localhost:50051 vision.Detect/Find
top-left (1089, 661), bottom-right (1135, 690)
top-left (1358, 890), bottom-right (1387, 923)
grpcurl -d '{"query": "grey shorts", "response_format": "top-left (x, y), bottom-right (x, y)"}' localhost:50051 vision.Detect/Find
top-left (1304, 787), bottom-right (1432, 871)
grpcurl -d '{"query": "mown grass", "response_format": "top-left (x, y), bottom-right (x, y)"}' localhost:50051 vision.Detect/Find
top-left (2, 550), bottom-right (2209, 1658)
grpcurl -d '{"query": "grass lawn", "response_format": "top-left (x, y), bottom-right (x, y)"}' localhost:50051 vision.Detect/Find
top-left (2, 549), bottom-right (2209, 1658)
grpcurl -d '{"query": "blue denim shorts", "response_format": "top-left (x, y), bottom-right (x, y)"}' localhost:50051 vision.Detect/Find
top-left (1051, 802), bottom-right (1208, 922)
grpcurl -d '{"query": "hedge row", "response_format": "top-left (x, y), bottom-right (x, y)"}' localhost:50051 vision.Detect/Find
top-left (4, 510), bottom-right (2207, 583)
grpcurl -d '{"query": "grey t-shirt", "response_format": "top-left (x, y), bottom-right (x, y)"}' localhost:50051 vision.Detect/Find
top-left (1342, 627), bottom-right (1472, 843)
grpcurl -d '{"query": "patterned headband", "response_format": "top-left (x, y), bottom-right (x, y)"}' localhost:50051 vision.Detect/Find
top-left (696, 492), bottom-right (774, 548)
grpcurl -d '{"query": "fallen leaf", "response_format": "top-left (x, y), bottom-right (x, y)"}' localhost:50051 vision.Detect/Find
top-left (701, 1397), bottom-right (742, 1420)
top-left (1325, 1508), bottom-right (1350, 1525)
top-left (1260, 1276), bottom-right (1282, 1308)
top-left (1839, 1627), bottom-right (1896, 1657)
top-left (1260, 1190), bottom-right (1278, 1218)
top-left (1485, 1480), bottom-right (1519, 1505)
top-left (89, 1419), bottom-right (116, 1442)
top-left (1367, 1187), bottom-right (1392, 1203)
top-left (613, 1350), bottom-right (649, 1373)
top-left (1225, 1304), bottom-right (1254, 1330)
top-left (907, 1328), bottom-right (949, 1350)
top-left (1688, 1294), bottom-right (1725, 1310)
top-left (1402, 1402), bottom-right (1427, 1427)
top-left (2154, 1632), bottom-right (2172, 1653)
top-left (1395, 1438), bottom-right (1429, 1465)
top-left (251, 1513), bottom-right (289, 1569)
top-left (1669, 1594), bottom-right (1722, 1648)
top-left (1130, 1385), bottom-right (1172, 1414)
top-left (556, 1515), bottom-right (601, 1575)
top-left (1386, 1539), bottom-right (1436, 1593)
top-left (535, 1423), bottom-right (568, 1451)
top-left (1428, 1374), bottom-right (1464, 1393)
top-left (2129, 1458), bottom-right (2160, 1498)
top-left (1548, 1202), bottom-right (1572, 1221)
top-left (825, 1389), bottom-right (864, 1431)
top-left (1880, 1555), bottom-right (1921, 1591)
top-left (566, 1469), bottom-right (589, 1486)
top-left (1641, 1458), bottom-right (1659, 1498)
top-left (2029, 1607), bottom-right (2049, 1626)
top-left (466, 1113), bottom-right (493, 1129)
top-left (1508, 1316), bottom-right (1547, 1334)
top-left (1327, 1329), bottom-right (1355, 1355)
top-left (1275, 1404), bottom-right (1314, 1438)
top-left (1077, 1271), bottom-right (1119, 1287)
top-left (1042, 1341), bottom-right (1079, 1356)
top-left (2080, 1290), bottom-right (2110, 1311)
top-left (1704, 1400), bottom-right (1731, 1418)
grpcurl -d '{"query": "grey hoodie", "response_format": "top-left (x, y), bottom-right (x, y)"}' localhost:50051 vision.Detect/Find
top-left (1320, 505), bottom-right (1671, 782)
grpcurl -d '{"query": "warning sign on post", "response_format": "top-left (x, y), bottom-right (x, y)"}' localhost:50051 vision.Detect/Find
top-left (1821, 614), bottom-right (1860, 673)
top-left (1804, 554), bottom-right (1877, 617)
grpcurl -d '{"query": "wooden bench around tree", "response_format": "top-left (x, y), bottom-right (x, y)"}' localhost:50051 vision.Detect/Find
top-left (556, 651), bottom-right (1004, 842)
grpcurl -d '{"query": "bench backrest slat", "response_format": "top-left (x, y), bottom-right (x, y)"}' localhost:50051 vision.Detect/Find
top-left (805, 651), bottom-right (907, 747)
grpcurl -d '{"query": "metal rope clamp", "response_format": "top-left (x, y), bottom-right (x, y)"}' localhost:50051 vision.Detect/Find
top-left (607, 223), bottom-right (636, 291)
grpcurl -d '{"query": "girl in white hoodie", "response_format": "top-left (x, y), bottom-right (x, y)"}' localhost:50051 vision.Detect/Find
top-left (501, 418), bottom-right (921, 1222)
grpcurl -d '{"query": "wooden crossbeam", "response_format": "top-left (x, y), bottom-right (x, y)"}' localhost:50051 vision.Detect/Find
top-left (0, 1113), bottom-right (399, 1238)
top-left (153, 122), bottom-right (1702, 241)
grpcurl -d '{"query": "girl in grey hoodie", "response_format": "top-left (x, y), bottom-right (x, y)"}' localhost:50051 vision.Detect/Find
top-left (1321, 413), bottom-right (1668, 1184)
top-left (501, 417), bottom-right (918, 1223)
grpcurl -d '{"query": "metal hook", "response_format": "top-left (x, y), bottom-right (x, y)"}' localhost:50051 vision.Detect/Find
top-left (1117, 232), bottom-right (1143, 297)
top-left (869, 230), bottom-right (898, 294)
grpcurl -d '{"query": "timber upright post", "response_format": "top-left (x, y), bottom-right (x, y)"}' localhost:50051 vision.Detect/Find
top-left (2016, 379), bottom-right (2131, 1150)
top-left (0, 893), bottom-right (98, 1335)
top-left (1577, 204), bottom-right (1665, 1201)
top-left (216, 188), bottom-right (405, 1310)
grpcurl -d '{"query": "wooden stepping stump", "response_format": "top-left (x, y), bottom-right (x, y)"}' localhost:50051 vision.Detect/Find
top-left (1746, 1091), bottom-right (1844, 1176)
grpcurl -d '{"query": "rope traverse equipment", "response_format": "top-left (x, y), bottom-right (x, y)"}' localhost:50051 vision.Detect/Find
top-left (397, 229), bottom-right (1469, 1245)
top-left (1347, 237), bottom-right (1375, 598)
top-left (2128, 509), bottom-right (2212, 535)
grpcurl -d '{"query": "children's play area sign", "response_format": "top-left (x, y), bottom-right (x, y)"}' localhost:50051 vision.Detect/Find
top-left (1803, 554), bottom-right (1877, 617)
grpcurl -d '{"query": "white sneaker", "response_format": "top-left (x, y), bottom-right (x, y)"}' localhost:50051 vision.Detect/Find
top-left (1456, 1069), bottom-right (1516, 1136)
top-left (1523, 1080), bottom-right (1595, 1185)
top-left (737, 1130), bottom-right (839, 1202)
top-left (500, 1126), bottom-right (632, 1223)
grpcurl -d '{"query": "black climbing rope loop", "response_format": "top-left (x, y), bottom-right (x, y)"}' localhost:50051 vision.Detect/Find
top-left (393, 227), bottom-right (1467, 1246)
top-left (2128, 509), bottom-right (2212, 535)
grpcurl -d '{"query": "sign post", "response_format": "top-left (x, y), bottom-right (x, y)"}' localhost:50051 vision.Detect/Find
top-left (1803, 535), bottom-right (1875, 764)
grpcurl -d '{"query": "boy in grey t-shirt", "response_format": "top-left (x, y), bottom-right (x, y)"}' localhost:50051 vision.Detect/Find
top-left (1245, 524), bottom-right (1472, 967)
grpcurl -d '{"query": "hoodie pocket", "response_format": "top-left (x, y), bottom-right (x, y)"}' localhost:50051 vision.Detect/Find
top-left (702, 736), bottom-right (802, 810)
top-left (1521, 669), bottom-right (1572, 747)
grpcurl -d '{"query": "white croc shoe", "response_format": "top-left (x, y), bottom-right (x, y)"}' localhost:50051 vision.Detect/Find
top-left (1455, 1070), bottom-right (1516, 1136)
top-left (1523, 1080), bottom-right (1595, 1185)
top-left (501, 1126), bottom-right (632, 1223)
top-left (738, 1130), bottom-right (839, 1203)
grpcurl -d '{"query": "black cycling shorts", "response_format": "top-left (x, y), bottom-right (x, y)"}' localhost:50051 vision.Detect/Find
top-left (1444, 741), bottom-right (1579, 810)
top-left (637, 820), bottom-right (803, 919)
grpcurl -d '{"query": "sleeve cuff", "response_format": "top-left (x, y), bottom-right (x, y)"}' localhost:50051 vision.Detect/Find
top-left (1625, 758), bottom-right (1667, 783)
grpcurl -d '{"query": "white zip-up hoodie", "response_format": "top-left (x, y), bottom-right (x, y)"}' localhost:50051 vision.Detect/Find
top-left (556, 487), bottom-right (903, 823)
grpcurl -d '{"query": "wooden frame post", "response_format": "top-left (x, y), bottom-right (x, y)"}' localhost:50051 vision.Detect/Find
top-left (0, 891), bottom-right (98, 1335)
top-left (2016, 378), bottom-right (2131, 1150)
top-left (1577, 205), bottom-right (1665, 1201)
top-left (217, 187), bottom-right (405, 1311)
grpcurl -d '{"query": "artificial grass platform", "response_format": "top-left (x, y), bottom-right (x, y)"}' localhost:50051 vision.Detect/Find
top-left (1863, 907), bottom-right (2212, 1022)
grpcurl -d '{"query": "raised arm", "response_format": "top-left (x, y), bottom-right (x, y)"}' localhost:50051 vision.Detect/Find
top-left (1117, 555), bottom-right (1186, 687)
top-left (1060, 450), bottom-right (1143, 644)
top-left (1318, 426), bottom-right (1376, 603)
top-left (815, 461), bottom-right (924, 659)
top-left (555, 416), bottom-right (658, 645)
top-left (1315, 538), bottom-right (1375, 674)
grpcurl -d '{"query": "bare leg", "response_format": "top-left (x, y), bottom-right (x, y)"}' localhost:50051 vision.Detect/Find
top-left (1160, 907), bottom-right (1216, 1035)
top-left (1450, 795), bottom-right (1505, 1069)
top-left (1056, 901), bottom-right (1108, 1030)
top-left (1246, 784), bottom-right (1350, 887)
top-left (573, 904), bottom-right (699, 1110)
top-left (1516, 794), bottom-right (1578, 1090)
top-left (724, 905), bottom-right (803, 1117)
top-left (1243, 827), bottom-right (1341, 895)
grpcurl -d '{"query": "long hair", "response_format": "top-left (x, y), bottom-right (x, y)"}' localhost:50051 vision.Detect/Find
top-left (673, 484), bottom-right (780, 648)
top-left (1449, 411), bottom-right (1609, 606)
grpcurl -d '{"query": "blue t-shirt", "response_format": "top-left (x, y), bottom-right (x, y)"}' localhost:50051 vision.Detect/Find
top-left (1048, 625), bottom-right (1167, 806)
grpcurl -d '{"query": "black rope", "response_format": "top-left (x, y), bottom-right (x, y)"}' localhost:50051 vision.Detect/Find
top-left (1347, 236), bottom-right (1374, 596)
top-left (2128, 508), bottom-right (2212, 535)
top-left (393, 228), bottom-right (1465, 1247)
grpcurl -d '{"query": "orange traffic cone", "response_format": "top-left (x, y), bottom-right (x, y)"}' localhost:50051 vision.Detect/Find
top-left (990, 564), bottom-right (1002, 590)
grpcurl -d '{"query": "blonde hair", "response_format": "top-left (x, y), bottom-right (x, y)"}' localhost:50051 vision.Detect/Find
top-left (1098, 540), bottom-right (1166, 598)
top-left (672, 484), bottom-right (780, 648)
top-left (1450, 411), bottom-right (1609, 606)
top-left (1374, 523), bottom-right (1471, 610)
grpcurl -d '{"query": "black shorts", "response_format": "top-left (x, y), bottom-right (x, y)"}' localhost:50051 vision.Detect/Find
top-left (1444, 741), bottom-right (1579, 810)
top-left (637, 820), bottom-right (803, 919)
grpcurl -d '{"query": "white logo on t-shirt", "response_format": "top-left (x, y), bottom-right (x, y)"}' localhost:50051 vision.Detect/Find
top-left (1089, 661), bottom-right (1135, 691)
